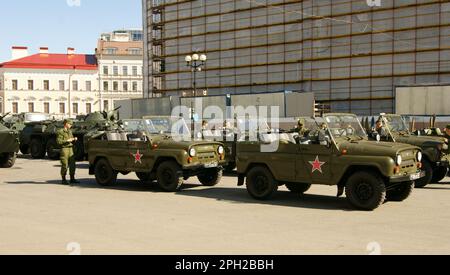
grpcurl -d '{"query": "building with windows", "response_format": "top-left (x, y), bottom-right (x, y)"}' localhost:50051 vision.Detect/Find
top-left (143, 0), bottom-right (450, 114)
top-left (96, 29), bottom-right (144, 110)
top-left (0, 47), bottom-right (99, 116)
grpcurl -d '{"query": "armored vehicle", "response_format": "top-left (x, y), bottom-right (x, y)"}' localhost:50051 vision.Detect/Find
top-left (0, 122), bottom-right (20, 168)
top-left (236, 114), bottom-right (424, 211)
top-left (367, 114), bottom-right (449, 188)
top-left (87, 117), bottom-right (226, 192)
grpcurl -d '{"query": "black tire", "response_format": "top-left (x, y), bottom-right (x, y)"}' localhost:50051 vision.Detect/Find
top-left (46, 138), bottom-right (60, 160)
top-left (415, 159), bottom-right (433, 188)
top-left (431, 167), bottom-right (448, 183)
top-left (0, 153), bottom-right (16, 168)
top-left (224, 162), bottom-right (236, 172)
top-left (246, 166), bottom-right (278, 200)
top-left (136, 172), bottom-right (152, 182)
top-left (94, 158), bottom-right (117, 186)
top-left (156, 161), bottom-right (183, 192)
top-left (73, 139), bottom-right (85, 161)
top-left (285, 182), bottom-right (311, 194)
top-left (20, 144), bottom-right (29, 155)
top-left (345, 171), bottom-right (386, 211)
top-left (386, 182), bottom-right (414, 202)
top-left (198, 169), bottom-right (223, 186)
top-left (30, 138), bottom-right (46, 159)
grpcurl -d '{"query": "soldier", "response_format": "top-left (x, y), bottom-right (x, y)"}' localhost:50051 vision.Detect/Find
top-left (445, 124), bottom-right (450, 138)
top-left (291, 119), bottom-right (310, 137)
top-left (57, 119), bottom-right (79, 185)
top-left (374, 119), bottom-right (388, 138)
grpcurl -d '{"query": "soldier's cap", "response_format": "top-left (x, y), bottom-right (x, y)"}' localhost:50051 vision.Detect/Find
top-left (297, 119), bottom-right (305, 125)
top-left (64, 119), bottom-right (74, 125)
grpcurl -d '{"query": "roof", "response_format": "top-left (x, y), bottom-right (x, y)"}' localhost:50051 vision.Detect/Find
top-left (0, 53), bottom-right (98, 70)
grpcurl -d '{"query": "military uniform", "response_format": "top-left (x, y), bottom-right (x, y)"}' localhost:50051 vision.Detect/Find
top-left (57, 120), bottom-right (77, 184)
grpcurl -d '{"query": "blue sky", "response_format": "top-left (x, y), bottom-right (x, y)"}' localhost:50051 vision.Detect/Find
top-left (0, 0), bottom-right (142, 62)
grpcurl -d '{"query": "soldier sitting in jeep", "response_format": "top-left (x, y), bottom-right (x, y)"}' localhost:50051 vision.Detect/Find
top-left (237, 114), bottom-right (424, 211)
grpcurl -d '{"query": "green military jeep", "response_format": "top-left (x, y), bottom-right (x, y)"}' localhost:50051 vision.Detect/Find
top-left (236, 114), bottom-right (424, 211)
top-left (368, 114), bottom-right (449, 188)
top-left (87, 117), bottom-right (226, 192)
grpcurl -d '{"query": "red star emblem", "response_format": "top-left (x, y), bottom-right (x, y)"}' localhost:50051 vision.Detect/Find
top-left (131, 150), bottom-right (144, 164)
top-left (309, 156), bottom-right (326, 174)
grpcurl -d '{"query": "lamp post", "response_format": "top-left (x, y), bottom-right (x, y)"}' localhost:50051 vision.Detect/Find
top-left (185, 53), bottom-right (207, 136)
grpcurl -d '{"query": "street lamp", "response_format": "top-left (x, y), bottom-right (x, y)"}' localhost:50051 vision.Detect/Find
top-left (185, 53), bottom-right (207, 97)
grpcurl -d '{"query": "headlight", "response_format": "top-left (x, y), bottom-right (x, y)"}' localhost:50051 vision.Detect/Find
top-left (444, 144), bottom-right (448, 151)
top-left (189, 148), bottom-right (196, 157)
top-left (416, 151), bottom-right (422, 162)
top-left (396, 155), bottom-right (403, 166)
top-left (218, 146), bottom-right (224, 155)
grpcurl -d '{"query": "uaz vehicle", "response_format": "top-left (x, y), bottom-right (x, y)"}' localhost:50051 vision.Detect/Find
top-left (236, 114), bottom-right (424, 211)
top-left (0, 121), bottom-right (20, 168)
top-left (368, 114), bottom-right (449, 188)
top-left (87, 117), bottom-right (226, 192)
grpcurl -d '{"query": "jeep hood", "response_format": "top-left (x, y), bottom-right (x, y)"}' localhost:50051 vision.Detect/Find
top-left (394, 135), bottom-right (444, 147)
top-left (338, 140), bottom-right (417, 157)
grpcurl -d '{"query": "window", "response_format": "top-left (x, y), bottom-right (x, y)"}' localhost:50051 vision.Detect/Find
top-left (59, 80), bottom-right (65, 91)
top-left (86, 103), bottom-right (92, 114)
top-left (123, 82), bottom-right (128, 92)
top-left (132, 66), bottom-right (138, 76)
top-left (43, 80), bottom-right (50, 91)
top-left (86, 81), bottom-right (92, 91)
top-left (113, 66), bottom-right (119, 76)
top-left (12, 102), bottom-right (18, 113)
top-left (59, 103), bottom-right (65, 114)
top-left (113, 81), bottom-right (119, 91)
top-left (103, 100), bottom-right (109, 111)
top-left (105, 48), bottom-right (117, 55)
top-left (28, 102), bottom-right (34, 113)
top-left (72, 80), bottom-right (78, 91)
top-left (103, 81), bottom-right (109, 91)
top-left (28, 80), bottom-right (34, 90)
top-left (44, 102), bottom-right (50, 114)
top-left (132, 81), bottom-right (138, 91)
top-left (123, 66), bottom-right (128, 76)
top-left (12, 80), bottom-right (18, 90)
top-left (73, 103), bottom-right (78, 114)
top-left (103, 66), bottom-right (109, 75)
top-left (128, 48), bottom-right (142, 55)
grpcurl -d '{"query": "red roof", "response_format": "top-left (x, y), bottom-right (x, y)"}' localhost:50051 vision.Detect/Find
top-left (0, 53), bottom-right (98, 70)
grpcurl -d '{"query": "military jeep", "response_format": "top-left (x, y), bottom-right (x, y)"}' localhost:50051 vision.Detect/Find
top-left (236, 114), bottom-right (424, 211)
top-left (0, 122), bottom-right (20, 168)
top-left (367, 114), bottom-right (449, 188)
top-left (87, 117), bottom-right (226, 192)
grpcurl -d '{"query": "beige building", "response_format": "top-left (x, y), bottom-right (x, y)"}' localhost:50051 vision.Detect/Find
top-left (143, 0), bottom-right (450, 115)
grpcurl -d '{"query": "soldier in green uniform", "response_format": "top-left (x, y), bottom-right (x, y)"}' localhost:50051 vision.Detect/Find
top-left (57, 119), bottom-right (79, 185)
top-left (290, 119), bottom-right (310, 137)
top-left (445, 124), bottom-right (450, 139)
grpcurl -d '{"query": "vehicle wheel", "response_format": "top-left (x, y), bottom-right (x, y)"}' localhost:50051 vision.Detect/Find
top-left (73, 139), bottom-right (85, 161)
top-left (30, 139), bottom-right (46, 159)
top-left (156, 161), bottom-right (183, 192)
top-left (94, 158), bottom-right (117, 186)
top-left (386, 182), bottom-right (414, 202)
top-left (415, 159), bottom-right (433, 188)
top-left (46, 138), bottom-right (60, 160)
top-left (198, 168), bottom-right (223, 186)
top-left (285, 182), bottom-right (311, 194)
top-left (224, 162), bottom-right (236, 172)
top-left (136, 172), bottom-right (152, 182)
top-left (20, 144), bottom-right (29, 155)
top-left (345, 171), bottom-right (386, 211)
top-left (0, 153), bottom-right (16, 168)
top-left (431, 167), bottom-right (448, 183)
top-left (246, 166), bottom-right (278, 200)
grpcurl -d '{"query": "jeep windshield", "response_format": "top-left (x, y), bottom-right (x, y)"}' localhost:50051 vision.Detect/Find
top-left (323, 114), bottom-right (367, 141)
top-left (383, 115), bottom-right (410, 135)
top-left (122, 119), bottom-right (157, 134)
top-left (145, 116), bottom-right (191, 137)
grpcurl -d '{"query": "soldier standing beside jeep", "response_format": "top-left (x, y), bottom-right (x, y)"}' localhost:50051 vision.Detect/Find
top-left (57, 119), bottom-right (79, 185)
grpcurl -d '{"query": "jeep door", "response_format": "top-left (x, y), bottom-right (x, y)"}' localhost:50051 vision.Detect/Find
top-left (127, 140), bottom-right (153, 172)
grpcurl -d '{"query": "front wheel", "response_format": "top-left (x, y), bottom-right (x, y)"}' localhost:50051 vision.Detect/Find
top-left (30, 139), bottom-right (46, 159)
top-left (20, 144), bottom-right (29, 155)
top-left (415, 159), bottom-right (432, 188)
top-left (198, 169), bottom-right (223, 186)
top-left (0, 152), bottom-right (16, 168)
top-left (94, 158), bottom-right (117, 186)
top-left (46, 138), bottom-right (60, 160)
top-left (246, 166), bottom-right (278, 200)
top-left (386, 182), bottom-right (414, 202)
top-left (345, 171), bottom-right (386, 211)
top-left (156, 161), bottom-right (183, 192)
top-left (285, 183), bottom-right (311, 194)
top-left (431, 167), bottom-right (448, 183)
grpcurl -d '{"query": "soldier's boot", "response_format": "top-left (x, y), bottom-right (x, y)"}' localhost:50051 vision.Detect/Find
top-left (62, 176), bottom-right (69, 185)
top-left (70, 176), bottom-right (80, 184)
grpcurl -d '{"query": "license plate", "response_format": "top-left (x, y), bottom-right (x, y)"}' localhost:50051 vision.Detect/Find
top-left (410, 172), bottom-right (423, 180)
top-left (204, 162), bottom-right (218, 168)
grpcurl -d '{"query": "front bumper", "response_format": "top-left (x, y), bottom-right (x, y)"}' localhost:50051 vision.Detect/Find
top-left (390, 171), bottom-right (425, 183)
top-left (183, 160), bottom-right (227, 170)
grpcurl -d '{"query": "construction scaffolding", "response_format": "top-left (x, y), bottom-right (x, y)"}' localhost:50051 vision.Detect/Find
top-left (143, 0), bottom-right (450, 115)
